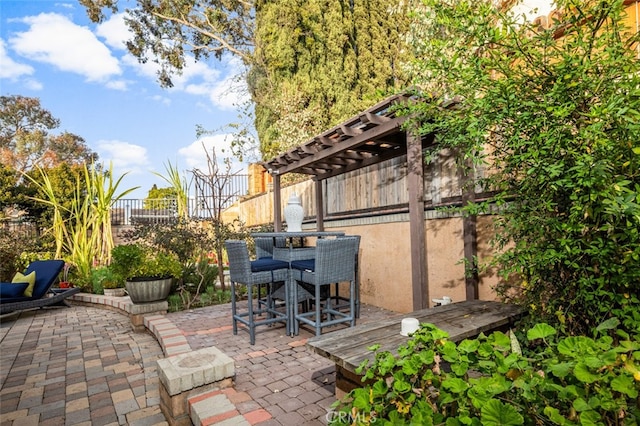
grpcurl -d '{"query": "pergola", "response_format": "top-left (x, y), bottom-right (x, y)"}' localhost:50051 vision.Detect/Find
top-left (262, 93), bottom-right (477, 310)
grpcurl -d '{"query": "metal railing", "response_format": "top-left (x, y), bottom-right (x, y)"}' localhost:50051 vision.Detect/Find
top-left (2, 173), bottom-right (249, 228)
top-left (111, 173), bottom-right (249, 225)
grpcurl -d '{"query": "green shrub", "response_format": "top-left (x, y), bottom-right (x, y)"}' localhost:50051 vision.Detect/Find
top-left (90, 266), bottom-right (122, 294)
top-left (330, 319), bottom-right (640, 425)
top-left (110, 243), bottom-right (182, 280)
top-left (0, 228), bottom-right (46, 281)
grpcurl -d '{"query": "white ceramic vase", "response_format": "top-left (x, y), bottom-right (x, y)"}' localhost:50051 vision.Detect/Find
top-left (284, 193), bottom-right (304, 232)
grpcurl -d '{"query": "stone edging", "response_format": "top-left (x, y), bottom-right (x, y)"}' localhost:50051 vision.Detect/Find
top-left (69, 293), bottom-right (190, 357)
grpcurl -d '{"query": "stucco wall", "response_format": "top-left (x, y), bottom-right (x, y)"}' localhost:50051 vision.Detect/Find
top-left (320, 215), bottom-right (501, 314)
top-left (327, 222), bottom-right (415, 313)
top-left (426, 217), bottom-right (466, 305)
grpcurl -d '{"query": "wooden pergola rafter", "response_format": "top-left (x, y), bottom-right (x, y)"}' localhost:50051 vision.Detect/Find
top-left (263, 93), bottom-right (414, 181)
top-left (262, 93), bottom-right (477, 309)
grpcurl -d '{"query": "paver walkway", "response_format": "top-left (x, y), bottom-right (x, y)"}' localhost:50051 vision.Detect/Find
top-left (1, 301), bottom-right (396, 425)
top-left (0, 307), bottom-right (166, 425)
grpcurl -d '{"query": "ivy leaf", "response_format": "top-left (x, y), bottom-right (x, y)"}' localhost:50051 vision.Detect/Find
top-left (573, 397), bottom-right (591, 412)
top-left (458, 339), bottom-right (480, 354)
top-left (578, 410), bottom-right (602, 426)
top-left (543, 406), bottom-right (568, 424)
top-left (573, 363), bottom-right (599, 383)
top-left (548, 362), bottom-right (573, 378)
top-left (351, 389), bottom-right (370, 410)
top-left (557, 337), bottom-right (595, 357)
top-left (451, 360), bottom-right (470, 376)
top-left (393, 377), bottom-right (412, 394)
top-left (442, 377), bottom-right (469, 394)
top-left (611, 375), bottom-right (638, 398)
top-left (480, 399), bottom-right (524, 425)
top-left (527, 323), bottom-right (556, 341)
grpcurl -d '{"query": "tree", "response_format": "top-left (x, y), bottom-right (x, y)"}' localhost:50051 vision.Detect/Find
top-left (250, 0), bottom-right (412, 156)
top-left (144, 184), bottom-right (180, 211)
top-left (192, 147), bottom-right (249, 291)
top-left (79, 1), bottom-right (412, 159)
top-left (0, 95), bottom-right (97, 176)
top-left (79, 0), bottom-right (254, 85)
top-left (0, 95), bottom-right (98, 230)
top-left (403, 0), bottom-right (640, 334)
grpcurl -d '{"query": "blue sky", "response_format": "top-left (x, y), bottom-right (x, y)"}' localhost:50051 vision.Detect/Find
top-left (1, 0), bottom-right (255, 198)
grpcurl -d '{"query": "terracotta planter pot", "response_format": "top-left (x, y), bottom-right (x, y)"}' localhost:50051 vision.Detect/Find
top-left (125, 277), bottom-right (172, 303)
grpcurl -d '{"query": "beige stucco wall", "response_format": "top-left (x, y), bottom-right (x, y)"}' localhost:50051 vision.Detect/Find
top-left (426, 217), bottom-right (466, 305)
top-left (476, 215), bottom-right (503, 301)
top-left (321, 216), bottom-right (500, 314)
top-left (323, 222), bottom-right (414, 313)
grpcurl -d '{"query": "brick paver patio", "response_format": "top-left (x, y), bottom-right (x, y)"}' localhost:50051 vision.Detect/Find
top-left (0, 300), bottom-right (396, 425)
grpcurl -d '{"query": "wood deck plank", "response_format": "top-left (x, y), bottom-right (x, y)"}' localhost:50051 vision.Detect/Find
top-left (307, 300), bottom-right (525, 374)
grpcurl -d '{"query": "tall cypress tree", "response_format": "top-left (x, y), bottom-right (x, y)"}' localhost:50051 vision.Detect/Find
top-left (250, 0), bottom-right (412, 157)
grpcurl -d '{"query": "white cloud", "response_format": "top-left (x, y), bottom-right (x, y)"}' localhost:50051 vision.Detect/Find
top-left (178, 134), bottom-right (247, 174)
top-left (23, 78), bottom-right (43, 91)
top-left (9, 13), bottom-right (121, 83)
top-left (172, 58), bottom-right (222, 91)
top-left (179, 57), bottom-right (250, 110)
top-left (121, 50), bottom-right (249, 110)
top-left (96, 140), bottom-right (150, 177)
top-left (209, 73), bottom-right (250, 110)
top-left (105, 79), bottom-right (128, 91)
top-left (95, 12), bottom-right (130, 51)
top-left (0, 38), bottom-right (34, 80)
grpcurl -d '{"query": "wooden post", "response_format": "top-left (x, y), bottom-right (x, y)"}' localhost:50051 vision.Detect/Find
top-left (315, 179), bottom-right (324, 231)
top-left (273, 174), bottom-right (282, 231)
top-left (407, 132), bottom-right (428, 310)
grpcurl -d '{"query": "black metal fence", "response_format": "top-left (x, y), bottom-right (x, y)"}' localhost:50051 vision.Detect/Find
top-left (111, 173), bottom-right (249, 225)
top-left (110, 198), bottom-right (208, 225)
top-left (2, 174), bottom-right (249, 228)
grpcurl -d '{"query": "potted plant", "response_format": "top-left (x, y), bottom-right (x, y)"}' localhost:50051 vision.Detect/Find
top-left (58, 263), bottom-right (72, 288)
top-left (91, 266), bottom-right (125, 297)
top-left (110, 244), bottom-right (182, 303)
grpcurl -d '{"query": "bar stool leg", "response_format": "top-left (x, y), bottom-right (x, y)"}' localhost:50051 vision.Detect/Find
top-left (247, 284), bottom-right (255, 345)
top-left (292, 276), bottom-right (299, 336)
top-left (315, 284), bottom-right (322, 336)
top-left (231, 280), bottom-right (238, 335)
top-left (350, 279), bottom-right (356, 327)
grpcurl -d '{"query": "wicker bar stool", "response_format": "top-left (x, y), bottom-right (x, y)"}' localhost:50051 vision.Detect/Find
top-left (253, 236), bottom-right (287, 309)
top-left (290, 236), bottom-right (360, 336)
top-left (254, 236), bottom-right (287, 260)
top-left (225, 240), bottom-right (290, 345)
top-left (331, 235), bottom-right (361, 318)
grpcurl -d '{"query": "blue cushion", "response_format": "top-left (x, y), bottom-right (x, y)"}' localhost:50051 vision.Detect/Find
top-left (0, 282), bottom-right (29, 298)
top-left (290, 259), bottom-right (315, 272)
top-left (250, 258), bottom-right (289, 272)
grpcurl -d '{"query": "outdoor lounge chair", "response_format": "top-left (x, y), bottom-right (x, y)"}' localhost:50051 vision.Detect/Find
top-left (0, 260), bottom-right (80, 315)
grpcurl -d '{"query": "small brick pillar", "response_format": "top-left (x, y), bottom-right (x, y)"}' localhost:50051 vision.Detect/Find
top-left (157, 347), bottom-right (235, 426)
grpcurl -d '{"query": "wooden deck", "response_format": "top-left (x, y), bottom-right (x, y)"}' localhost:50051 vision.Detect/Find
top-left (307, 300), bottom-right (526, 396)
